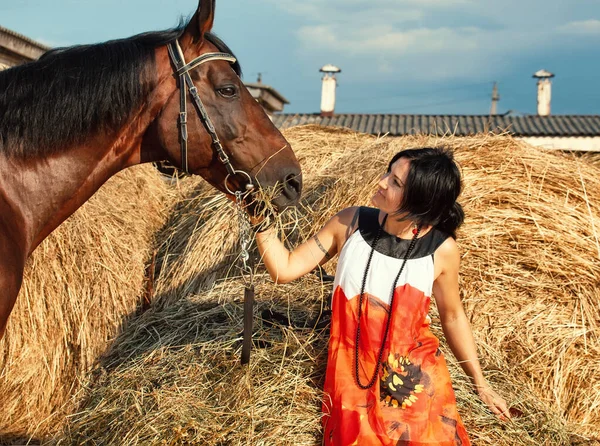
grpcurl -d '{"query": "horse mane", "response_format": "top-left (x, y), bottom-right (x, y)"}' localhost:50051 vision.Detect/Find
top-left (0, 23), bottom-right (242, 159)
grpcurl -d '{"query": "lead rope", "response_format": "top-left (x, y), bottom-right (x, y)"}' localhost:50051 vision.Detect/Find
top-left (235, 191), bottom-right (255, 365)
top-left (167, 41), bottom-right (257, 365)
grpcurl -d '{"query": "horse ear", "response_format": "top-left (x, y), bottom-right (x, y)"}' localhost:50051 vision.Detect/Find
top-left (196, 0), bottom-right (216, 39)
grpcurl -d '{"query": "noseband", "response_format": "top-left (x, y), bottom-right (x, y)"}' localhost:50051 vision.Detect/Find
top-left (167, 40), bottom-right (254, 194)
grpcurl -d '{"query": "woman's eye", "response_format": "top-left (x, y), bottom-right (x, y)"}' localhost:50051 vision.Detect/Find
top-left (218, 87), bottom-right (236, 98)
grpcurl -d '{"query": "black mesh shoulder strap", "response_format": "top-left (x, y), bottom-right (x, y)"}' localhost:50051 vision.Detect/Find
top-left (358, 206), bottom-right (381, 232)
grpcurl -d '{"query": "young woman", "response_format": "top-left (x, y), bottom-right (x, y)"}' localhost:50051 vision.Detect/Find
top-left (253, 148), bottom-right (510, 445)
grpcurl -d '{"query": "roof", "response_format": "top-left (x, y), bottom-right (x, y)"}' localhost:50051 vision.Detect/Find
top-left (0, 25), bottom-right (50, 51)
top-left (533, 69), bottom-right (554, 79)
top-left (244, 83), bottom-right (289, 104)
top-left (320, 64), bottom-right (341, 73)
top-left (272, 114), bottom-right (600, 137)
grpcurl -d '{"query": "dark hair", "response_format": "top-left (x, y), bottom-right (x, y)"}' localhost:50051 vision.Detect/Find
top-left (387, 147), bottom-right (464, 238)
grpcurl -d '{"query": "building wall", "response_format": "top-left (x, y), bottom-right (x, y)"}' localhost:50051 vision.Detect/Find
top-left (519, 137), bottom-right (600, 152)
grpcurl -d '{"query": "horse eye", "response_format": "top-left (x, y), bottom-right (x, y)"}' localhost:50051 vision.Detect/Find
top-left (218, 86), bottom-right (236, 98)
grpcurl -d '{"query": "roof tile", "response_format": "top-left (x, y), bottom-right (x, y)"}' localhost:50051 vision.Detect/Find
top-left (272, 114), bottom-right (600, 137)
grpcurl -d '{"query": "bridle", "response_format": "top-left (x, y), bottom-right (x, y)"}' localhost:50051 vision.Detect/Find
top-left (168, 39), bottom-right (256, 366)
top-left (167, 40), bottom-right (254, 194)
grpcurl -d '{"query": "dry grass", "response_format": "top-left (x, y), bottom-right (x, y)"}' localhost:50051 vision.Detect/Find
top-left (53, 126), bottom-right (600, 445)
top-left (0, 165), bottom-right (176, 442)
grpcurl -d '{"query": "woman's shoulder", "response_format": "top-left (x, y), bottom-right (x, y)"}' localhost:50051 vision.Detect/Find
top-left (433, 234), bottom-right (460, 265)
top-left (333, 207), bottom-right (361, 233)
top-left (334, 206), bottom-right (361, 221)
top-left (319, 207), bottom-right (358, 232)
top-left (326, 207), bottom-right (364, 248)
top-left (332, 206), bottom-right (380, 227)
top-left (334, 205), bottom-right (377, 216)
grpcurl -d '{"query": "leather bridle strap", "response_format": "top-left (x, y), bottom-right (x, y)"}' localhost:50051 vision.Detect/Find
top-left (167, 40), bottom-right (243, 184)
top-left (174, 51), bottom-right (237, 76)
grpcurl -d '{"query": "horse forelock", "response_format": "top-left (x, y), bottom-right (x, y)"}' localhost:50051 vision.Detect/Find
top-left (0, 18), bottom-right (241, 160)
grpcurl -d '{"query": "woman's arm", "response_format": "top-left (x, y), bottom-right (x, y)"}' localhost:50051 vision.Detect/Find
top-left (254, 206), bottom-right (359, 284)
top-left (433, 238), bottom-right (511, 420)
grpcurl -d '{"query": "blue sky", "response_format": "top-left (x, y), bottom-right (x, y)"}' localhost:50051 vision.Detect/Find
top-left (2, 0), bottom-right (600, 115)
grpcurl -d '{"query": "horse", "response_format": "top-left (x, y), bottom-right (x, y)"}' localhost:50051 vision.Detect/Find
top-left (0, 0), bottom-right (302, 340)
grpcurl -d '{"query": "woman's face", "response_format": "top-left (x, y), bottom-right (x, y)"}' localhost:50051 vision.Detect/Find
top-left (371, 158), bottom-right (410, 214)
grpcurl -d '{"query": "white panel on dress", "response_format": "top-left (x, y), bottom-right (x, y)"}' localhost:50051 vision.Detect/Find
top-left (334, 231), bottom-right (434, 304)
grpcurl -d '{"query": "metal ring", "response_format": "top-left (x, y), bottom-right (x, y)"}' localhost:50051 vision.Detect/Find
top-left (224, 170), bottom-right (254, 195)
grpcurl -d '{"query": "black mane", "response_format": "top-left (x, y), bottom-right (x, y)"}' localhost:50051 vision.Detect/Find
top-left (0, 24), bottom-right (241, 159)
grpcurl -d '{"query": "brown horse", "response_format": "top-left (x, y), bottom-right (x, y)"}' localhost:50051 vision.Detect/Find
top-left (0, 0), bottom-right (302, 340)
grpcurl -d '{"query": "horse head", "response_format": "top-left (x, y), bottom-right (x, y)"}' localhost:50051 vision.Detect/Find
top-left (151, 0), bottom-right (302, 210)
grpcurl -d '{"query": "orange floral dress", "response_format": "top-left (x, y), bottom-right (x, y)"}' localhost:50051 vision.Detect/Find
top-left (322, 207), bottom-right (470, 446)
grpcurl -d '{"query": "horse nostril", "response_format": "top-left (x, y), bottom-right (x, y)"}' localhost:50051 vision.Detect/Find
top-left (282, 173), bottom-right (302, 200)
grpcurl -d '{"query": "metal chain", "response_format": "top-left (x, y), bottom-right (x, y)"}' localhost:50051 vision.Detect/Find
top-left (235, 191), bottom-right (254, 284)
top-left (235, 191), bottom-right (256, 366)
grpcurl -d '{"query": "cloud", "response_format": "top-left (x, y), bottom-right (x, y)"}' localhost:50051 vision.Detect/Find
top-left (297, 24), bottom-right (481, 57)
top-left (270, 3), bottom-right (424, 25)
top-left (557, 19), bottom-right (600, 35)
top-left (269, 0), bottom-right (473, 18)
top-left (264, 0), bottom-right (474, 26)
top-left (264, 0), bottom-right (600, 83)
top-left (265, 0), bottom-right (528, 81)
top-left (294, 22), bottom-right (546, 81)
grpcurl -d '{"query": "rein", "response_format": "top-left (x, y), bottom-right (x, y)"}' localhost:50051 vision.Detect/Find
top-left (168, 40), bottom-right (256, 365)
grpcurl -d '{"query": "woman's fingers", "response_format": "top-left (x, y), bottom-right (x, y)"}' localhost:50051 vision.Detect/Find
top-left (487, 400), bottom-right (502, 415)
top-left (496, 400), bottom-right (512, 421)
top-left (479, 388), bottom-right (513, 421)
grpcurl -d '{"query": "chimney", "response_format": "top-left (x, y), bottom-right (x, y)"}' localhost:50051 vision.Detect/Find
top-left (490, 82), bottom-right (500, 115)
top-left (532, 69), bottom-right (554, 116)
top-left (320, 64), bottom-right (341, 117)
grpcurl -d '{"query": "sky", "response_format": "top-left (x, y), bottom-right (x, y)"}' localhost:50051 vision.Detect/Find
top-left (2, 0), bottom-right (600, 115)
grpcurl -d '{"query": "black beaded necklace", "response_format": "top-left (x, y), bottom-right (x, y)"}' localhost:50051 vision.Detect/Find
top-left (354, 214), bottom-right (421, 390)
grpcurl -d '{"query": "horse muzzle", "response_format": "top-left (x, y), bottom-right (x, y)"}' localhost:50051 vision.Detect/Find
top-left (265, 167), bottom-right (302, 211)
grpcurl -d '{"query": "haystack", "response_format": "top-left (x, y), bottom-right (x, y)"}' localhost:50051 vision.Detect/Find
top-left (0, 165), bottom-right (175, 442)
top-left (57, 126), bottom-right (600, 445)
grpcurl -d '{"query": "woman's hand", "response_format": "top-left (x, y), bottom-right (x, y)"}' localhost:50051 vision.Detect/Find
top-left (476, 384), bottom-right (511, 421)
top-left (245, 199), bottom-right (276, 233)
top-left (249, 212), bottom-right (274, 233)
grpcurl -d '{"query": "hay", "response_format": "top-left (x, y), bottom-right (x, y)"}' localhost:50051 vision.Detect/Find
top-left (0, 165), bottom-right (175, 442)
top-left (56, 279), bottom-right (571, 446)
top-left (57, 126), bottom-right (600, 445)
top-left (147, 180), bottom-right (238, 311)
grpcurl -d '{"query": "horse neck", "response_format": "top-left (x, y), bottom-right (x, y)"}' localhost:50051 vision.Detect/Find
top-left (0, 47), bottom-right (175, 256)
top-left (9, 47), bottom-right (179, 255)
top-left (4, 103), bottom-right (168, 256)
top-left (0, 134), bottom-right (133, 255)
